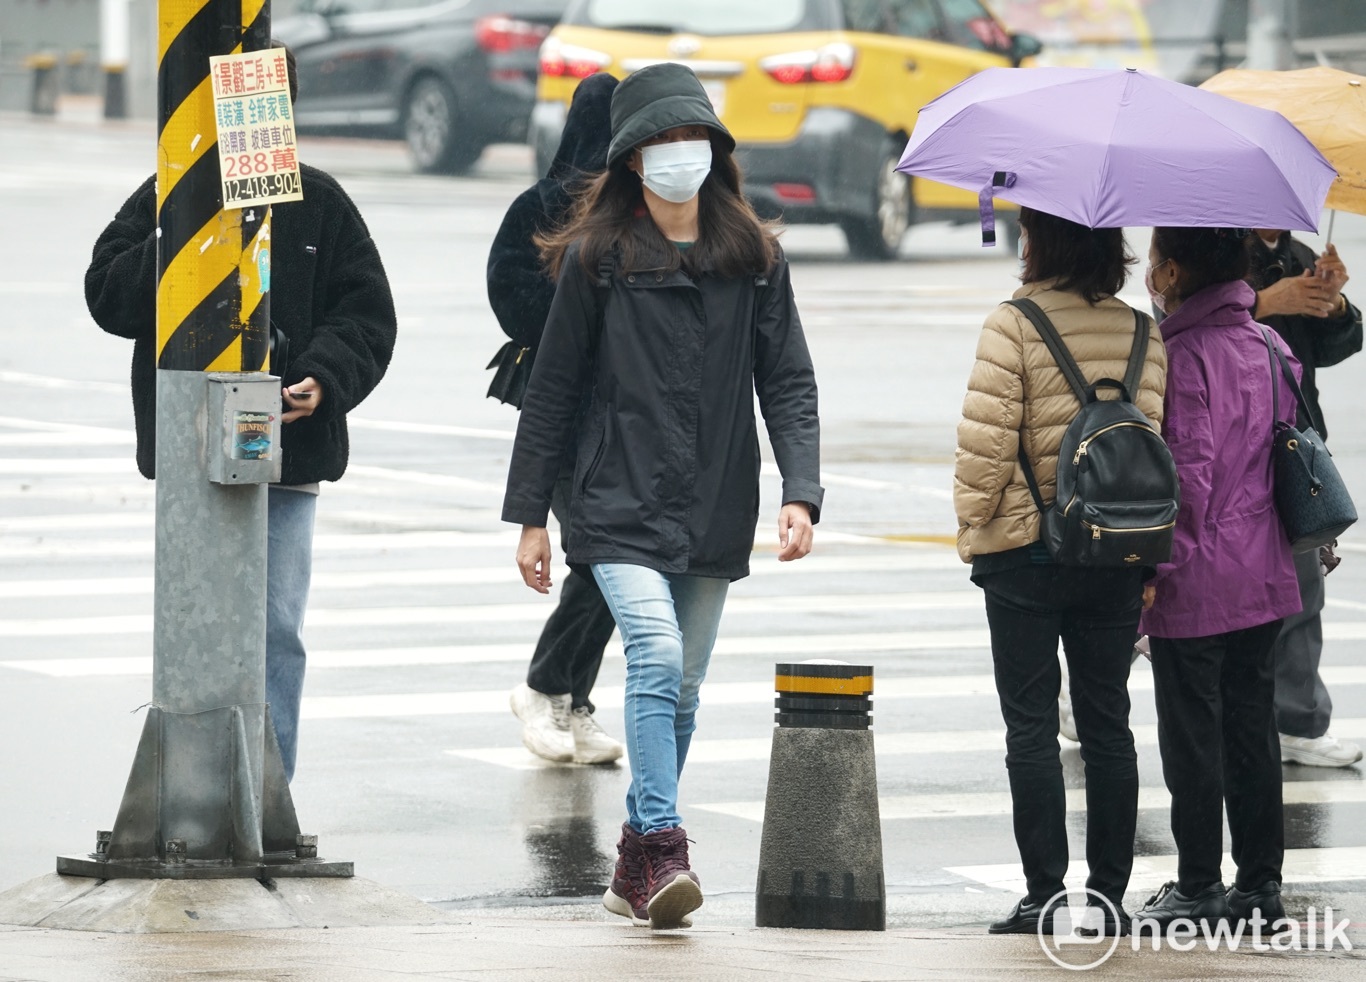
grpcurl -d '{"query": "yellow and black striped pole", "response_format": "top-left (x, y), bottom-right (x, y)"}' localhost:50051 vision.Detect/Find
top-left (156, 0), bottom-right (271, 373)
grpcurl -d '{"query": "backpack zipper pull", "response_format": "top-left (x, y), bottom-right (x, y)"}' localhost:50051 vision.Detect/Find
top-left (1073, 441), bottom-right (1089, 466)
top-left (1091, 524), bottom-right (1101, 540)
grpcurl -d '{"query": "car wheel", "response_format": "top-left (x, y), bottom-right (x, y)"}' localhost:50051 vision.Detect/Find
top-left (841, 143), bottom-right (912, 262)
top-left (404, 76), bottom-right (483, 175)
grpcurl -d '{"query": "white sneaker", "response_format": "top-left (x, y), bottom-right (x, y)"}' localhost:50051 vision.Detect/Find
top-left (570, 706), bottom-right (624, 764)
top-left (509, 683), bottom-right (574, 763)
top-left (1058, 655), bottom-right (1079, 743)
top-left (1279, 732), bottom-right (1364, 768)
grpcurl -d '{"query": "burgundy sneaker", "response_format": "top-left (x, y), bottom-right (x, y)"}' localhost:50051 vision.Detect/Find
top-left (640, 826), bottom-right (702, 929)
top-left (602, 823), bottom-right (694, 928)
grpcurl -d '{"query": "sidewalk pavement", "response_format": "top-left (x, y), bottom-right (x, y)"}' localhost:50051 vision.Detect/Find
top-left (2, 903), bottom-right (1363, 982)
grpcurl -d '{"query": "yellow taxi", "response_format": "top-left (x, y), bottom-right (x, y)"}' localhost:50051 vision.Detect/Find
top-left (530, 0), bottom-right (1039, 258)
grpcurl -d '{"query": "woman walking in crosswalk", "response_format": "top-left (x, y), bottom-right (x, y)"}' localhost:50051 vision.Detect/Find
top-left (501, 64), bottom-right (823, 930)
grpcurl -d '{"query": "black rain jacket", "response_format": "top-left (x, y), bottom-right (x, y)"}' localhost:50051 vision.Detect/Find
top-left (502, 240), bottom-right (824, 581)
top-left (85, 164), bottom-right (397, 484)
top-left (1252, 234), bottom-right (1362, 441)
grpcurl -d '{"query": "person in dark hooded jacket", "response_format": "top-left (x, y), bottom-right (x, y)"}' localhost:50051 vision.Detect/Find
top-left (1249, 231), bottom-right (1364, 769)
top-left (487, 73), bottom-right (623, 768)
top-left (503, 63), bottom-right (823, 931)
top-left (84, 45), bottom-right (397, 784)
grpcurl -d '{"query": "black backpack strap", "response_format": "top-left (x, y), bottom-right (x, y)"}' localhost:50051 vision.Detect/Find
top-left (1005, 298), bottom-right (1083, 517)
top-left (1006, 298), bottom-right (1089, 404)
top-left (1015, 433), bottom-right (1049, 515)
top-left (588, 253), bottom-right (614, 357)
top-left (1122, 308), bottom-right (1150, 398)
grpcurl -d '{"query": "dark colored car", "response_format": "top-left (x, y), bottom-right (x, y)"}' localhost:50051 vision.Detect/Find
top-left (276, 0), bottom-right (569, 174)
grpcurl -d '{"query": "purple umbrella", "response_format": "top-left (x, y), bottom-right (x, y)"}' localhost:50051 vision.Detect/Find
top-left (897, 67), bottom-right (1337, 243)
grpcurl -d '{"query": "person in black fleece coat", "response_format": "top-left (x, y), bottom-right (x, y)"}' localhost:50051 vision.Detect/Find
top-left (487, 72), bottom-right (623, 766)
top-left (86, 93), bottom-right (396, 782)
top-left (85, 163), bottom-right (397, 485)
top-left (1250, 231), bottom-right (1363, 769)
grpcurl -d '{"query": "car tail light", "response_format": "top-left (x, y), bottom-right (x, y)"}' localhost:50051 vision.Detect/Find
top-left (539, 36), bottom-right (611, 79)
top-left (475, 15), bottom-right (550, 53)
top-left (774, 183), bottom-right (816, 202)
top-left (759, 43), bottom-right (855, 84)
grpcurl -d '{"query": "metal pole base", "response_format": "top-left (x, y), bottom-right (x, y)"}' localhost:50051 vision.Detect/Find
top-left (56, 706), bottom-right (351, 880)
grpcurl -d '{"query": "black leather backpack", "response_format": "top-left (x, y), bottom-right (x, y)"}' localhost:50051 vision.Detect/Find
top-left (1008, 298), bottom-right (1180, 569)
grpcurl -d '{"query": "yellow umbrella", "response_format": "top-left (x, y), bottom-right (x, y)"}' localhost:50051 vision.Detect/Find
top-left (1201, 66), bottom-right (1366, 224)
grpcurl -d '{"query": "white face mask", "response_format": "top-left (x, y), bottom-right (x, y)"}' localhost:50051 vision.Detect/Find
top-left (640, 140), bottom-right (712, 204)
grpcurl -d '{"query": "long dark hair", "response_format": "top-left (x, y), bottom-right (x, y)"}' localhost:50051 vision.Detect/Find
top-left (1152, 227), bottom-right (1253, 300)
top-left (1018, 206), bottom-right (1132, 303)
top-left (538, 133), bottom-right (780, 281)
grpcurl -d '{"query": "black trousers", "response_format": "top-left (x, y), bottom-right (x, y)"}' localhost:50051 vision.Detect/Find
top-left (981, 563), bottom-right (1144, 906)
top-left (1150, 621), bottom-right (1285, 894)
top-left (525, 474), bottom-right (617, 710)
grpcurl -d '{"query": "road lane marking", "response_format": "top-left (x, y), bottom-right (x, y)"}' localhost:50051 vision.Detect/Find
top-left (948, 847), bottom-right (1366, 896)
top-left (0, 513), bottom-right (152, 533)
top-left (0, 529), bottom-right (520, 559)
top-left (0, 593), bottom-right (984, 637)
top-left (0, 372), bottom-right (126, 394)
top-left (0, 526), bottom-right (954, 559)
top-left (0, 552), bottom-right (957, 598)
top-left (695, 778), bottom-right (1366, 824)
top-left (0, 458), bottom-right (136, 475)
top-left (448, 719), bottom-right (1366, 771)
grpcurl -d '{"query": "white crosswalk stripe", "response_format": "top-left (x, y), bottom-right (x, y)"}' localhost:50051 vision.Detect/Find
top-left (695, 776), bottom-right (1366, 824)
top-left (950, 847), bottom-right (1366, 896)
top-left (447, 719), bottom-right (1366, 771)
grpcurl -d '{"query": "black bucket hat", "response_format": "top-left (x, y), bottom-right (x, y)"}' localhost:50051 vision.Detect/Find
top-left (606, 63), bottom-right (734, 167)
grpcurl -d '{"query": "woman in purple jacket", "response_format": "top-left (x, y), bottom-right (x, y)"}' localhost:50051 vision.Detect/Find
top-left (1135, 227), bottom-right (1302, 931)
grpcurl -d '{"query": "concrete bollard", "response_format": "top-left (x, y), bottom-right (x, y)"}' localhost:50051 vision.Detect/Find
top-left (755, 661), bottom-right (885, 930)
top-left (26, 54), bottom-right (60, 115)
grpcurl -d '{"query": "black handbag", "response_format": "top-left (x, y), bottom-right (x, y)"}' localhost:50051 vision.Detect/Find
top-left (486, 341), bottom-right (534, 409)
top-left (1263, 328), bottom-right (1357, 552)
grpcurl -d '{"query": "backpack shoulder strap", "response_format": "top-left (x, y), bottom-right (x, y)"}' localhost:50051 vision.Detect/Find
top-left (1122, 308), bottom-right (1150, 399)
top-left (588, 253), bottom-right (614, 357)
top-left (1005, 298), bottom-right (1089, 404)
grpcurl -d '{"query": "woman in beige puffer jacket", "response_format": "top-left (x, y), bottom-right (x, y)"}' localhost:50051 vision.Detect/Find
top-left (955, 207), bottom-right (1166, 938)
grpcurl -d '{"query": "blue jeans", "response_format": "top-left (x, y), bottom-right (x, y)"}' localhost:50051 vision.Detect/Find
top-left (267, 487), bottom-right (317, 783)
top-left (591, 564), bottom-right (729, 834)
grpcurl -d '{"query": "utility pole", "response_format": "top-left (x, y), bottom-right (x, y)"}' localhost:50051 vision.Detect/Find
top-left (1247, 0), bottom-right (1297, 70)
top-left (55, 0), bottom-right (350, 883)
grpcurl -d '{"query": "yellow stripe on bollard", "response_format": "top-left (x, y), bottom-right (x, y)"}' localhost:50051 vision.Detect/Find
top-left (775, 674), bottom-right (875, 696)
top-left (155, 0), bottom-right (271, 373)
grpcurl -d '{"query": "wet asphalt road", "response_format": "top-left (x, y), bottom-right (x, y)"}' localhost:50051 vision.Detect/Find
top-left (2, 110), bottom-right (1366, 945)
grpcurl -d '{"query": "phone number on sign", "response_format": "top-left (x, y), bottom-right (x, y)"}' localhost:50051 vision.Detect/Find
top-left (224, 171), bottom-right (301, 206)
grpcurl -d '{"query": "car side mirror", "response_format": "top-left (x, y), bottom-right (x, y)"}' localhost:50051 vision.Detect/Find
top-left (1009, 33), bottom-right (1042, 66)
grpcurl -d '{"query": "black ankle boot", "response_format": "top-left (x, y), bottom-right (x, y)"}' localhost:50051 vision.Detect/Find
top-left (1134, 880), bottom-right (1231, 928)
